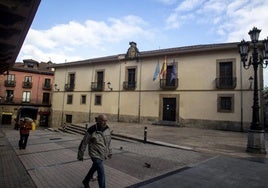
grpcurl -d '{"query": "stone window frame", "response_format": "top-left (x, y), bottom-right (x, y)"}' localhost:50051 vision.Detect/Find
top-left (67, 94), bottom-right (73, 104)
top-left (65, 114), bottom-right (72, 123)
top-left (217, 94), bottom-right (234, 113)
top-left (95, 94), bottom-right (102, 105)
top-left (81, 95), bottom-right (86, 104)
top-left (123, 65), bottom-right (137, 90)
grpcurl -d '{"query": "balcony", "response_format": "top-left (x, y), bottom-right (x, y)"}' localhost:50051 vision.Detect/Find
top-left (160, 78), bottom-right (179, 89)
top-left (4, 96), bottom-right (14, 103)
top-left (22, 81), bottom-right (32, 88)
top-left (215, 77), bottom-right (237, 89)
top-left (91, 82), bottom-right (105, 91)
top-left (123, 81), bottom-right (136, 90)
top-left (43, 83), bottom-right (52, 90)
top-left (4, 80), bottom-right (16, 87)
top-left (65, 84), bottom-right (75, 91)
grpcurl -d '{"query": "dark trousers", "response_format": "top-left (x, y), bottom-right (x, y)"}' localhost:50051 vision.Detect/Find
top-left (83, 157), bottom-right (105, 188)
top-left (19, 134), bottom-right (29, 149)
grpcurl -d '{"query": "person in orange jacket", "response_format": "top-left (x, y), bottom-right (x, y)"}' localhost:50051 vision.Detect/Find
top-left (18, 118), bottom-right (32, 149)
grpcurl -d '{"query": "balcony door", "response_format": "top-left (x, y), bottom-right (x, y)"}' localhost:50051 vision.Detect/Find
top-left (69, 73), bottom-right (75, 86)
top-left (128, 68), bottom-right (136, 88)
top-left (219, 62), bottom-right (233, 87)
top-left (97, 71), bottom-right (104, 89)
top-left (166, 65), bottom-right (175, 86)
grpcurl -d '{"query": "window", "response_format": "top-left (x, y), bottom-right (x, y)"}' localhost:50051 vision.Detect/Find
top-left (166, 64), bottom-right (176, 86)
top-left (23, 76), bottom-right (32, 88)
top-left (27, 63), bottom-right (34, 68)
top-left (44, 78), bottom-right (51, 87)
top-left (7, 74), bottom-right (15, 81)
top-left (67, 95), bottom-right (73, 104)
top-left (5, 90), bottom-right (14, 102)
top-left (25, 76), bottom-right (32, 82)
top-left (5, 74), bottom-right (15, 86)
top-left (22, 91), bottom-right (31, 102)
top-left (91, 70), bottom-right (105, 91)
top-left (97, 71), bottom-right (104, 90)
top-left (123, 67), bottom-right (136, 90)
top-left (95, 95), bottom-right (102, 105)
top-left (218, 94), bottom-right (234, 113)
top-left (81, 95), bottom-right (86, 104)
top-left (69, 73), bottom-right (75, 86)
top-left (42, 93), bottom-right (50, 104)
top-left (66, 115), bottom-right (72, 123)
top-left (216, 59), bottom-right (236, 89)
top-left (128, 68), bottom-right (136, 88)
top-left (65, 73), bottom-right (75, 91)
top-left (159, 62), bottom-right (178, 89)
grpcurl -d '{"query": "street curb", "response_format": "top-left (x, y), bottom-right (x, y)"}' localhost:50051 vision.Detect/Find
top-left (112, 133), bottom-right (193, 151)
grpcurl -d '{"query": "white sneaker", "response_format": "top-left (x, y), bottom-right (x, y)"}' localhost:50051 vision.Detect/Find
top-left (90, 176), bottom-right (97, 181)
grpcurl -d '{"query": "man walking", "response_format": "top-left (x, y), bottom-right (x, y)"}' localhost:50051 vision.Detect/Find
top-left (78, 114), bottom-right (112, 188)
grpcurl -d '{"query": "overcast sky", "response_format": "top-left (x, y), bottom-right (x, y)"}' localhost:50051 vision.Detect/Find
top-left (16, 0), bottom-right (268, 85)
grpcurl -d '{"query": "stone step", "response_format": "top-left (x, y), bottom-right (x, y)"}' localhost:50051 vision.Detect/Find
top-left (59, 123), bottom-right (87, 135)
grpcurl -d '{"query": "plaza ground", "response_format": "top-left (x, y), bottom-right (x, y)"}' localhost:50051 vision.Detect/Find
top-left (1, 122), bottom-right (268, 188)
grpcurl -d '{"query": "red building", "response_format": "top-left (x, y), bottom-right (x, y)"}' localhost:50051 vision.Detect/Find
top-left (0, 59), bottom-right (54, 127)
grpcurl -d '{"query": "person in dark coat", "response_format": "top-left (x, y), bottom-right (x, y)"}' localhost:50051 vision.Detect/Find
top-left (18, 118), bottom-right (32, 149)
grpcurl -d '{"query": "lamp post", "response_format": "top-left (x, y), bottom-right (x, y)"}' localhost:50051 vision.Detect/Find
top-left (238, 27), bottom-right (268, 154)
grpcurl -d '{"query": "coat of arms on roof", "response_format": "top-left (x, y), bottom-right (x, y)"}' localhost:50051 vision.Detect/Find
top-left (126, 41), bottom-right (139, 60)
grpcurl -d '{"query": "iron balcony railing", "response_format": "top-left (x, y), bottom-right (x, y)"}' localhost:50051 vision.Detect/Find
top-left (22, 81), bottom-right (32, 88)
top-left (160, 78), bottom-right (179, 89)
top-left (215, 77), bottom-right (237, 89)
top-left (123, 81), bottom-right (136, 90)
top-left (4, 80), bottom-right (16, 87)
top-left (65, 84), bottom-right (75, 91)
top-left (91, 82), bottom-right (105, 91)
top-left (43, 83), bottom-right (52, 90)
top-left (0, 97), bottom-right (51, 106)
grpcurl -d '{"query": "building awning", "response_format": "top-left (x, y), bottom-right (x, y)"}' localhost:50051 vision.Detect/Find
top-left (39, 111), bottom-right (50, 115)
top-left (2, 112), bottom-right (13, 115)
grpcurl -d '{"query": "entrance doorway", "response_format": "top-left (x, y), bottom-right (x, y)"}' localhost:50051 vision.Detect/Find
top-left (1, 114), bottom-right (12, 125)
top-left (39, 114), bottom-right (49, 127)
top-left (162, 98), bottom-right (176, 121)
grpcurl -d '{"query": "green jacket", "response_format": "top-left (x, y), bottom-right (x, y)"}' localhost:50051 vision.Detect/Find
top-left (78, 124), bottom-right (112, 160)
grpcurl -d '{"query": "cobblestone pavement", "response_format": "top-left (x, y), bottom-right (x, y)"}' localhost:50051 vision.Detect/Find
top-left (1, 126), bottom-right (214, 188)
top-left (108, 122), bottom-right (268, 158)
top-left (1, 122), bottom-right (268, 188)
top-left (0, 128), bottom-right (36, 188)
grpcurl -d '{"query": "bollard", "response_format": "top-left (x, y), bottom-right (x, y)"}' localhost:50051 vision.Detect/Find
top-left (85, 123), bottom-right (88, 130)
top-left (144, 126), bottom-right (147, 143)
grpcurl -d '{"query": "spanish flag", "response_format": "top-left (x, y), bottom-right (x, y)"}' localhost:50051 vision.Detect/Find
top-left (160, 56), bottom-right (167, 78)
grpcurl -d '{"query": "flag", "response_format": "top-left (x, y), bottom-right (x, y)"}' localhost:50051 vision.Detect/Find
top-left (170, 61), bottom-right (176, 83)
top-left (160, 56), bottom-right (167, 78)
top-left (153, 61), bottom-right (160, 81)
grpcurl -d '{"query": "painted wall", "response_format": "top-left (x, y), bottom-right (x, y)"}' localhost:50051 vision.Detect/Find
top-left (51, 46), bottom-right (260, 131)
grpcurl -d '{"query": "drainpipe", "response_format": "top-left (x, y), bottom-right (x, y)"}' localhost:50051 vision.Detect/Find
top-left (117, 55), bottom-right (124, 122)
top-left (88, 65), bottom-right (95, 123)
top-left (61, 65), bottom-right (67, 126)
top-left (259, 67), bottom-right (264, 128)
top-left (138, 58), bottom-right (142, 123)
top-left (240, 58), bottom-right (244, 132)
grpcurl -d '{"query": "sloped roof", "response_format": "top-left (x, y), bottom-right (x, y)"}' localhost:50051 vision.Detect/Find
top-left (51, 42), bottom-right (239, 68)
top-left (12, 60), bottom-right (54, 75)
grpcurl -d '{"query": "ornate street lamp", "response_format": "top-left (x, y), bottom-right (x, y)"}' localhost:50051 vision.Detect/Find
top-left (238, 27), bottom-right (268, 154)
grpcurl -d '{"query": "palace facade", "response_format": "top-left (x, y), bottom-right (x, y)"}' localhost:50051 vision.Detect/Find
top-left (51, 42), bottom-right (263, 131)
